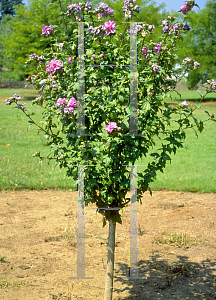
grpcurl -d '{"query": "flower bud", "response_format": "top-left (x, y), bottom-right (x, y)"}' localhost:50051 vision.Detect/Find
top-left (148, 25), bottom-right (155, 32)
top-left (163, 26), bottom-right (169, 33)
top-left (194, 61), bottom-right (200, 69)
top-left (17, 103), bottom-right (26, 110)
top-left (183, 22), bottom-right (190, 31)
top-left (152, 63), bottom-right (161, 74)
top-left (5, 99), bottom-right (12, 106)
top-left (162, 19), bottom-right (169, 26)
top-left (141, 30), bottom-right (148, 37)
top-left (181, 100), bottom-right (188, 108)
top-left (13, 94), bottom-right (21, 101)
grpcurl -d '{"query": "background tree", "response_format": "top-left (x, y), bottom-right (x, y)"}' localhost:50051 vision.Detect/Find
top-left (0, 14), bottom-right (13, 74)
top-left (0, 0), bottom-right (23, 20)
top-left (0, 0), bottom-right (108, 81)
top-left (0, 0), bottom-right (23, 78)
top-left (0, 0), bottom-right (67, 81)
top-left (175, 0), bottom-right (216, 89)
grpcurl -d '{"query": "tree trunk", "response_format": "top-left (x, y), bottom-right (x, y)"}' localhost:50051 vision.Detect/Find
top-left (104, 218), bottom-right (116, 300)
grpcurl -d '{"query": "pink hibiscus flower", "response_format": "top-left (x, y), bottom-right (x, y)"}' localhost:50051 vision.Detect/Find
top-left (103, 20), bottom-right (116, 36)
top-left (106, 122), bottom-right (121, 133)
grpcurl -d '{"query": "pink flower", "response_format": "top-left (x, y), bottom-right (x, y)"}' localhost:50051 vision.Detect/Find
top-left (104, 20), bottom-right (116, 36)
top-left (68, 57), bottom-right (73, 64)
top-left (46, 59), bottom-right (63, 74)
top-left (64, 107), bottom-right (74, 114)
top-left (55, 98), bottom-right (67, 107)
top-left (98, 13), bottom-right (102, 19)
top-left (180, 3), bottom-right (194, 15)
top-left (42, 26), bottom-right (52, 37)
top-left (180, 4), bottom-right (190, 14)
top-left (68, 97), bottom-right (78, 108)
top-left (106, 122), bottom-right (121, 133)
top-left (153, 42), bottom-right (162, 55)
top-left (142, 47), bottom-right (149, 53)
top-left (180, 4), bottom-right (188, 11)
top-left (141, 46), bottom-right (149, 59)
top-left (55, 97), bottom-right (78, 114)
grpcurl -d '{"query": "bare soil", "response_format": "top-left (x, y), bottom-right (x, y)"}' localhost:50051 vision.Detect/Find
top-left (0, 190), bottom-right (216, 299)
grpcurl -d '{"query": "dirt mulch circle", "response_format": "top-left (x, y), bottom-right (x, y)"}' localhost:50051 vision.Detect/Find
top-left (0, 190), bottom-right (216, 300)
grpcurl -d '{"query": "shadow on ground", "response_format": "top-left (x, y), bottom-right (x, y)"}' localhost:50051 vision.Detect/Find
top-left (114, 255), bottom-right (216, 299)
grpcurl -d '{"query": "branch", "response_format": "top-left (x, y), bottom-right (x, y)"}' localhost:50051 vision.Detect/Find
top-left (21, 108), bottom-right (52, 136)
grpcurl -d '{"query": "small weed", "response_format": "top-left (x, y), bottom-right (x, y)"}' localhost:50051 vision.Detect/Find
top-left (44, 236), bottom-right (61, 242)
top-left (60, 219), bottom-right (76, 240)
top-left (0, 255), bottom-right (7, 262)
top-left (0, 280), bottom-right (10, 288)
top-left (164, 261), bottom-right (197, 287)
top-left (151, 253), bottom-right (197, 289)
top-left (12, 280), bottom-right (28, 287)
top-left (138, 223), bottom-right (145, 236)
top-left (98, 236), bottom-right (108, 246)
top-left (154, 230), bottom-right (197, 249)
top-left (0, 280), bottom-right (28, 288)
top-left (170, 261), bottom-right (197, 277)
top-left (64, 210), bottom-right (73, 217)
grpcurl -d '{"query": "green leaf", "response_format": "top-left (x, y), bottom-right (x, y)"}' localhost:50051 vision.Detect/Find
top-left (143, 102), bottom-right (151, 112)
top-left (196, 90), bottom-right (204, 98)
top-left (204, 110), bottom-right (210, 117)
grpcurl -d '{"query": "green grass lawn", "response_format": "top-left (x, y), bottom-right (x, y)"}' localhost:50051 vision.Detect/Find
top-left (0, 88), bottom-right (39, 101)
top-left (135, 105), bottom-right (216, 192)
top-left (0, 101), bottom-right (75, 191)
top-left (0, 96), bottom-right (215, 193)
top-left (1, 88), bottom-right (216, 103)
top-left (164, 90), bottom-right (216, 102)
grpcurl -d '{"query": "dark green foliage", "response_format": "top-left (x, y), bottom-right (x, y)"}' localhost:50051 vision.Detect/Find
top-left (176, 0), bottom-right (216, 89)
top-left (0, 0), bottom-right (23, 19)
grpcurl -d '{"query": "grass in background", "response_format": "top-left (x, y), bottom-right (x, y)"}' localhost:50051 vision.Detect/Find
top-left (0, 101), bottom-right (76, 191)
top-left (0, 88), bottom-right (39, 102)
top-left (135, 103), bottom-right (216, 192)
top-left (0, 99), bottom-right (215, 192)
top-left (164, 90), bottom-right (216, 102)
top-left (1, 88), bottom-right (216, 103)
